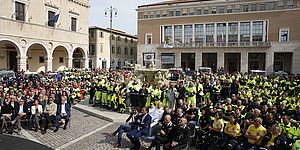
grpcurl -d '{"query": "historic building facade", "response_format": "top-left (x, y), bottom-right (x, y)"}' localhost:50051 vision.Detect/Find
top-left (137, 0), bottom-right (300, 73)
top-left (0, 0), bottom-right (89, 72)
top-left (89, 27), bottom-right (137, 70)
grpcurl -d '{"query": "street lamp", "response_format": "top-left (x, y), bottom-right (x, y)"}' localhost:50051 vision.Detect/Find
top-left (105, 6), bottom-right (117, 69)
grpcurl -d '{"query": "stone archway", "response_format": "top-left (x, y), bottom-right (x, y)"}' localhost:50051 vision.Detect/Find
top-left (0, 40), bottom-right (22, 72)
top-left (52, 46), bottom-right (69, 71)
top-left (72, 48), bottom-right (85, 68)
top-left (26, 43), bottom-right (48, 72)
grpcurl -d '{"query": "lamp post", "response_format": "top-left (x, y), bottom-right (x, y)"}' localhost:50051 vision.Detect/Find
top-left (105, 6), bottom-right (117, 69)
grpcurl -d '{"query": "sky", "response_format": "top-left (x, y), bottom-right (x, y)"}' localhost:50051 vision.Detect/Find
top-left (89, 0), bottom-right (162, 35)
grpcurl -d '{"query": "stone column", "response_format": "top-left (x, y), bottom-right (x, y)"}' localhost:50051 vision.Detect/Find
top-left (195, 52), bottom-right (202, 69)
top-left (266, 51), bottom-right (274, 73)
top-left (67, 57), bottom-right (73, 68)
top-left (84, 58), bottom-right (89, 68)
top-left (241, 51), bottom-right (248, 73)
top-left (18, 56), bottom-right (27, 72)
top-left (217, 51), bottom-right (224, 69)
top-left (46, 56), bottom-right (53, 72)
top-left (175, 52), bottom-right (181, 67)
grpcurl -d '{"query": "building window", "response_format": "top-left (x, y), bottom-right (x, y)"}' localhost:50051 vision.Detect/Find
top-left (184, 25), bottom-right (193, 44)
top-left (125, 38), bottom-right (128, 43)
top-left (145, 33), bottom-right (152, 44)
top-left (100, 32), bottom-right (103, 38)
top-left (235, 4), bottom-right (240, 12)
top-left (117, 36), bottom-right (121, 41)
top-left (240, 22), bottom-right (251, 45)
top-left (175, 10), bottom-right (181, 16)
top-left (252, 21), bottom-right (263, 42)
top-left (189, 8), bottom-right (195, 15)
top-left (243, 4), bottom-right (249, 12)
top-left (131, 39), bottom-right (133, 43)
top-left (71, 17), bottom-right (77, 31)
top-left (174, 25), bottom-right (183, 44)
top-left (251, 4), bottom-right (257, 11)
top-left (112, 35), bottom-right (115, 40)
top-left (218, 6), bottom-right (225, 13)
top-left (228, 22), bottom-right (238, 46)
top-left (162, 10), bottom-right (167, 17)
top-left (204, 7), bottom-right (209, 14)
top-left (100, 44), bottom-right (103, 53)
top-left (156, 11), bottom-right (161, 18)
top-left (168, 10), bottom-right (174, 17)
top-left (195, 24), bottom-right (204, 45)
top-left (125, 47), bottom-right (128, 55)
top-left (15, 2), bottom-right (25, 21)
top-left (90, 31), bottom-right (94, 38)
top-left (112, 46), bottom-right (115, 54)
top-left (39, 57), bottom-right (45, 63)
top-left (268, 2), bottom-right (275, 10)
top-left (205, 24), bottom-right (215, 46)
top-left (144, 12), bottom-right (148, 18)
top-left (117, 47), bottom-right (121, 54)
top-left (211, 7), bottom-right (216, 14)
top-left (287, 0), bottom-right (294, 9)
top-left (278, 0), bottom-right (284, 9)
top-left (279, 28), bottom-right (289, 42)
top-left (195, 8), bottom-right (202, 15)
top-left (59, 57), bottom-right (64, 63)
top-left (217, 23), bottom-right (226, 46)
top-left (227, 5), bottom-right (232, 13)
top-left (163, 26), bottom-right (173, 44)
top-left (149, 11), bottom-right (154, 18)
top-left (89, 44), bottom-right (95, 55)
top-left (259, 3), bottom-right (265, 11)
top-left (182, 9), bottom-right (188, 16)
top-left (130, 48), bottom-right (134, 55)
top-left (48, 11), bottom-right (55, 27)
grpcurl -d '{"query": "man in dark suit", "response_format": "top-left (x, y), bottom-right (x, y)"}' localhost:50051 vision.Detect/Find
top-left (127, 107), bottom-right (152, 150)
top-left (147, 114), bottom-right (175, 150)
top-left (164, 117), bottom-right (190, 150)
top-left (110, 108), bottom-right (139, 148)
top-left (54, 96), bottom-right (71, 132)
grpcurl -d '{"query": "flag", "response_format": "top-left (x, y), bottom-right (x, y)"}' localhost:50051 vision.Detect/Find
top-left (48, 14), bottom-right (60, 25)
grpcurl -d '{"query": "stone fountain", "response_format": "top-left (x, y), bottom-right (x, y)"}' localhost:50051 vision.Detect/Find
top-left (137, 62), bottom-right (168, 84)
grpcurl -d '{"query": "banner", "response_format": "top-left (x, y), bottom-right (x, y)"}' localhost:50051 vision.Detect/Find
top-left (161, 53), bottom-right (175, 64)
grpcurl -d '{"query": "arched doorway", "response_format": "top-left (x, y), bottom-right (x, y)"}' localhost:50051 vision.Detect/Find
top-left (52, 46), bottom-right (68, 71)
top-left (26, 43), bottom-right (47, 72)
top-left (72, 48), bottom-right (85, 68)
top-left (0, 40), bottom-right (20, 72)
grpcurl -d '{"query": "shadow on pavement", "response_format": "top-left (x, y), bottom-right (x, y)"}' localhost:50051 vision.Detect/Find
top-left (0, 134), bottom-right (53, 150)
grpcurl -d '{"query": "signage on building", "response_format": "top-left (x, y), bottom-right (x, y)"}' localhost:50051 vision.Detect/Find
top-left (161, 53), bottom-right (175, 64)
top-left (143, 53), bottom-right (155, 62)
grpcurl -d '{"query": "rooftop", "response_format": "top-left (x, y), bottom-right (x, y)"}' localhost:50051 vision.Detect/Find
top-left (138, 0), bottom-right (212, 8)
top-left (89, 26), bottom-right (137, 39)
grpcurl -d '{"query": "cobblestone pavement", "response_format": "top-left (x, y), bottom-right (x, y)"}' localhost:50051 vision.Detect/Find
top-left (24, 109), bottom-right (109, 149)
top-left (64, 122), bottom-right (150, 150)
top-left (7, 99), bottom-right (197, 150)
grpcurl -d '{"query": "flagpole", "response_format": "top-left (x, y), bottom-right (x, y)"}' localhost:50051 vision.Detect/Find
top-left (21, 1), bottom-right (31, 30)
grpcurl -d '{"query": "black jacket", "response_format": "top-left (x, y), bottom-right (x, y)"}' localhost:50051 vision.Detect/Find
top-left (170, 125), bottom-right (190, 146)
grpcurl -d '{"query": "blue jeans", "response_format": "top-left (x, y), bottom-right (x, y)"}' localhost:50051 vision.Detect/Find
top-left (115, 124), bottom-right (132, 145)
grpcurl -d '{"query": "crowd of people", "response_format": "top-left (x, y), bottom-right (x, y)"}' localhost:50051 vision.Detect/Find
top-left (1, 68), bottom-right (300, 150)
top-left (100, 70), bottom-right (300, 150)
top-left (0, 70), bottom-right (87, 134)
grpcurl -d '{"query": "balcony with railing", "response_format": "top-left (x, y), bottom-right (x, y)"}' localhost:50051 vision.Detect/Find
top-left (157, 41), bottom-right (271, 49)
